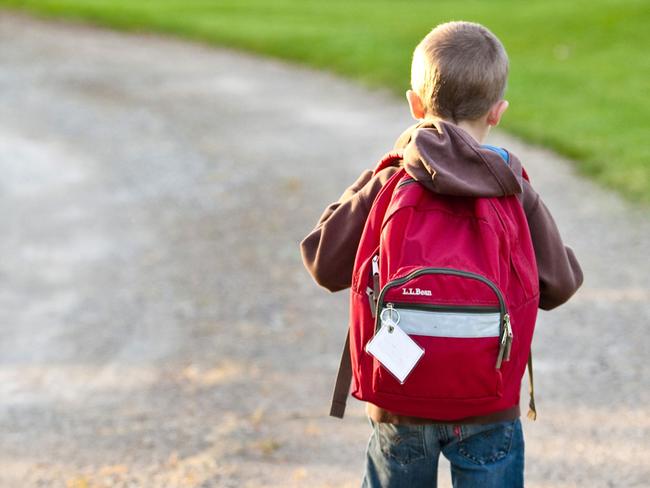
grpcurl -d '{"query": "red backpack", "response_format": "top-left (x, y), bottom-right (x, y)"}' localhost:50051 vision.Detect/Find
top-left (330, 153), bottom-right (540, 421)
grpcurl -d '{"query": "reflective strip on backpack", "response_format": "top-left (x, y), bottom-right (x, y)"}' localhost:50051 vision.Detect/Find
top-left (380, 307), bottom-right (500, 338)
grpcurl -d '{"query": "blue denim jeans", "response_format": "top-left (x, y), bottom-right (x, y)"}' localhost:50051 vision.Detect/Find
top-left (361, 417), bottom-right (524, 488)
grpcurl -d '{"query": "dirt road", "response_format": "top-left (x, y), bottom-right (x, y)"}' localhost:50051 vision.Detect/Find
top-left (0, 12), bottom-right (648, 488)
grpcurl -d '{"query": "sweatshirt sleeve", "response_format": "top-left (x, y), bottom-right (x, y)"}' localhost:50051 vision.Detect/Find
top-left (522, 180), bottom-right (584, 310)
top-left (300, 168), bottom-right (397, 292)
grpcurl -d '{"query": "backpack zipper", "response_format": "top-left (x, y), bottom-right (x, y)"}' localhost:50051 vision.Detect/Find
top-left (374, 267), bottom-right (512, 369)
top-left (388, 302), bottom-right (500, 314)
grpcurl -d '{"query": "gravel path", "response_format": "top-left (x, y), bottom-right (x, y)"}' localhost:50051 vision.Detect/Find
top-left (0, 12), bottom-right (648, 488)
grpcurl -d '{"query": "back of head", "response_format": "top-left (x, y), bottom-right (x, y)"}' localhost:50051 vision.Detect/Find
top-left (411, 21), bottom-right (508, 122)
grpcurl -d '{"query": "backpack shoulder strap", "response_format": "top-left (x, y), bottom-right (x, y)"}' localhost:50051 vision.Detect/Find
top-left (519, 166), bottom-right (537, 420)
top-left (329, 166), bottom-right (407, 419)
top-left (329, 330), bottom-right (352, 418)
top-left (527, 351), bottom-right (537, 420)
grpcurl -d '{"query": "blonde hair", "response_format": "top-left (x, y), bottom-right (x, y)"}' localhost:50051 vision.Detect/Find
top-left (411, 21), bottom-right (509, 122)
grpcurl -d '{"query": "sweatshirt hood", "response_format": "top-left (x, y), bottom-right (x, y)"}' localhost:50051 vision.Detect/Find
top-left (394, 119), bottom-right (524, 197)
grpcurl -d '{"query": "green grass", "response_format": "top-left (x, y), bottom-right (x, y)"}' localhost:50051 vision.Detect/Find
top-left (3, 0), bottom-right (649, 202)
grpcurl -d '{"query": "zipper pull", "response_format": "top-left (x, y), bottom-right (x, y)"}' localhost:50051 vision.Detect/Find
top-left (372, 255), bottom-right (379, 275)
top-left (371, 255), bottom-right (380, 314)
top-left (366, 287), bottom-right (376, 317)
top-left (504, 314), bottom-right (513, 361)
top-left (495, 332), bottom-right (507, 369)
top-left (496, 314), bottom-right (512, 369)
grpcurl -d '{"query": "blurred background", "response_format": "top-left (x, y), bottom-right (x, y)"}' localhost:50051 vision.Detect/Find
top-left (0, 1), bottom-right (648, 487)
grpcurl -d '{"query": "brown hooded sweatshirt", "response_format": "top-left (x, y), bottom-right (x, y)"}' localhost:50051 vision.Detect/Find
top-left (301, 120), bottom-right (584, 425)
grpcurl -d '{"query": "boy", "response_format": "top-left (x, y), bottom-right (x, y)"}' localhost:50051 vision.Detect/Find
top-left (300, 21), bottom-right (583, 487)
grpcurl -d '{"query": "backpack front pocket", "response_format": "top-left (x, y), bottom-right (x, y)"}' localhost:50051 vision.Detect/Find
top-left (370, 268), bottom-right (511, 401)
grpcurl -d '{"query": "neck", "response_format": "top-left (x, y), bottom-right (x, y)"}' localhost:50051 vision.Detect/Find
top-left (456, 119), bottom-right (490, 144)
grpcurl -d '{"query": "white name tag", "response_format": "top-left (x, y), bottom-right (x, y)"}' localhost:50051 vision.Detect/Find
top-left (365, 322), bottom-right (424, 384)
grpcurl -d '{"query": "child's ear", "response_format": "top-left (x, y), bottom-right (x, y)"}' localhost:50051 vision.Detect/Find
top-left (406, 90), bottom-right (427, 120)
top-left (487, 100), bottom-right (509, 126)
